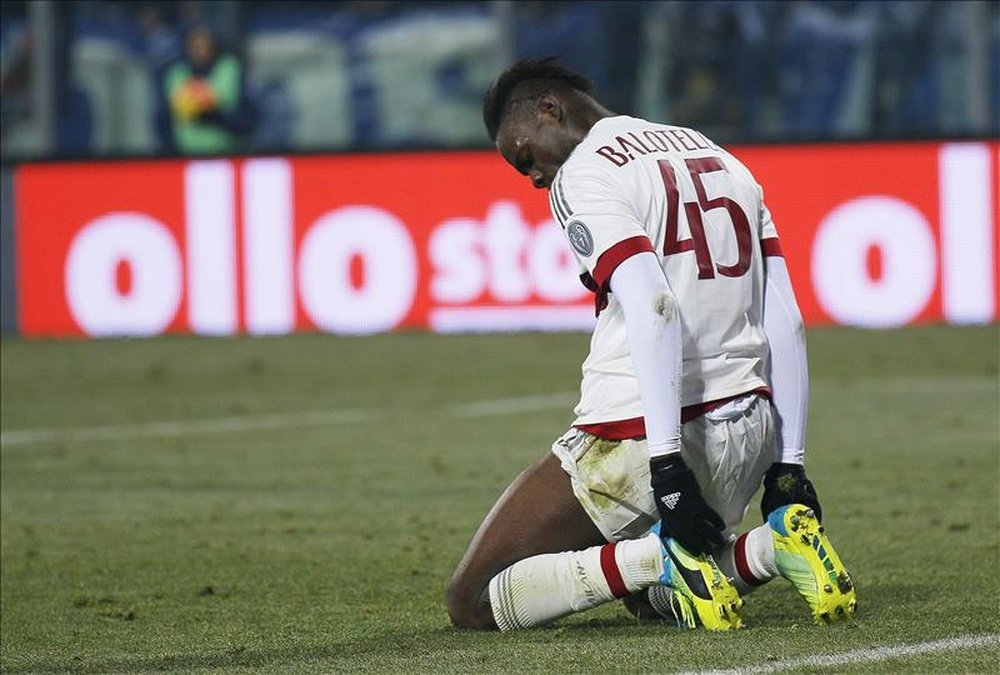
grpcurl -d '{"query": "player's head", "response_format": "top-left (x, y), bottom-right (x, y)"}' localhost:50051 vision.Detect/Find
top-left (483, 58), bottom-right (608, 189)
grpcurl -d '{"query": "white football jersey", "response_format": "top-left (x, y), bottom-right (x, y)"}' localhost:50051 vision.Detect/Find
top-left (548, 116), bottom-right (781, 434)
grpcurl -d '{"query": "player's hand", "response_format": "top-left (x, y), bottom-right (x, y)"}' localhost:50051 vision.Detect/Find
top-left (760, 462), bottom-right (823, 522)
top-left (649, 454), bottom-right (726, 554)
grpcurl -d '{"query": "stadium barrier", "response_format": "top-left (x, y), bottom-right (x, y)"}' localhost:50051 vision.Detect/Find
top-left (9, 140), bottom-right (999, 338)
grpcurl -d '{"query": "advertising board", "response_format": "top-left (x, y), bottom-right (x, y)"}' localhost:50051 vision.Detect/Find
top-left (14, 141), bottom-right (999, 337)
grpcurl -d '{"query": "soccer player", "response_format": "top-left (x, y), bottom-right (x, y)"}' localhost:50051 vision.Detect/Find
top-left (446, 58), bottom-right (856, 631)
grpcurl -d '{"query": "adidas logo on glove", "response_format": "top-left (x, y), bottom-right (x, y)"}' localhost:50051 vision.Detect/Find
top-left (660, 492), bottom-right (681, 509)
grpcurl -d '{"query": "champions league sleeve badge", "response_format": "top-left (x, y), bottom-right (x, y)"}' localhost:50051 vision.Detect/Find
top-left (566, 221), bottom-right (595, 257)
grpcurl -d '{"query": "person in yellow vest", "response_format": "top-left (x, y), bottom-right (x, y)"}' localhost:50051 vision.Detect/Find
top-left (163, 25), bottom-right (255, 155)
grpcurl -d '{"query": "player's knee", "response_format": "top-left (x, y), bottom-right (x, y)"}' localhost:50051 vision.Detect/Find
top-left (446, 575), bottom-right (495, 630)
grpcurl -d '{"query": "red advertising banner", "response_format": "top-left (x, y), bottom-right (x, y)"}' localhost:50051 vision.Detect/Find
top-left (15, 141), bottom-right (999, 338)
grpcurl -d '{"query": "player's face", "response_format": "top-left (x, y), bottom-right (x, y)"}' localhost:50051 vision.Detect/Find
top-left (496, 112), bottom-right (576, 190)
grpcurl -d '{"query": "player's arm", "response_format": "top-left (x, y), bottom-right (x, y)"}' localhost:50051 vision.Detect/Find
top-left (553, 162), bottom-right (726, 553)
top-left (760, 244), bottom-right (823, 520)
top-left (610, 252), bottom-right (725, 554)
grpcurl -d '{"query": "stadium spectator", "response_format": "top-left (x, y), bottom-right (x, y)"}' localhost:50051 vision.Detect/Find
top-left (663, 2), bottom-right (765, 137)
top-left (138, 5), bottom-right (183, 73)
top-left (161, 24), bottom-right (255, 154)
top-left (447, 58), bottom-right (856, 631)
top-left (778, 0), bottom-right (877, 136)
top-left (0, 23), bottom-right (33, 155)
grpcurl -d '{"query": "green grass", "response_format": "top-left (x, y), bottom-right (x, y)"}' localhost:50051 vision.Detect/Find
top-left (2, 326), bottom-right (998, 673)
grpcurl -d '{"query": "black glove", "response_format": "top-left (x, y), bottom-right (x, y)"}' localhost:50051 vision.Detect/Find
top-left (760, 462), bottom-right (823, 522)
top-left (650, 454), bottom-right (726, 554)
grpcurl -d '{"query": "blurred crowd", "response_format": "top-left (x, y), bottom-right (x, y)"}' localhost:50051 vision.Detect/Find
top-left (2, 0), bottom-right (998, 159)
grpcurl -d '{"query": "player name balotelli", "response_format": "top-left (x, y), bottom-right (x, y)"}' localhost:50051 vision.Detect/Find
top-left (595, 127), bottom-right (722, 167)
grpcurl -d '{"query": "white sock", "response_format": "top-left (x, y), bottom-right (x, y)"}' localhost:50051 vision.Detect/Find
top-left (718, 523), bottom-right (779, 594)
top-left (646, 585), bottom-right (676, 620)
top-left (488, 534), bottom-right (663, 630)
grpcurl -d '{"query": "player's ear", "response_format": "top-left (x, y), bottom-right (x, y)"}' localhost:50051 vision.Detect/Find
top-left (536, 94), bottom-right (563, 124)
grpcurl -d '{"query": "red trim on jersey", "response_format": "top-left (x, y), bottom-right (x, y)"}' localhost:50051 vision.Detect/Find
top-left (575, 387), bottom-right (771, 440)
top-left (577, 416), bottom-right (645, 440)
top-left (734, 533), bottom-right (768, 586)
top-left (599, 542), bottom-right (629, 598)
top-left (590, 236), bottom-right (656, 316)
top-left (681, 387), bottom-right (771, 422)
top-left (593, 236), bottom-right (655, 287)
top-left (761, 238), bottom-right (783, 257)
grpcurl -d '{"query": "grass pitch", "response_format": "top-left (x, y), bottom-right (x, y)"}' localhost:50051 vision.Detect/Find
top-left (2, 326), bottom-right (998, 673)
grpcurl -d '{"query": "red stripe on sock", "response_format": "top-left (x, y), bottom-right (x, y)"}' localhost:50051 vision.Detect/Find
top-left (734, 533), bottom-right (767, 586)
top-left (599, 543), bottom-right (629, 598)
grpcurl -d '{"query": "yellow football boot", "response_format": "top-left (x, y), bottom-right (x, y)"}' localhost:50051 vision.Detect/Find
top-left (655, 525), bottom-right (744, 631)
top-left (768, 504), bottom-right (857, 624)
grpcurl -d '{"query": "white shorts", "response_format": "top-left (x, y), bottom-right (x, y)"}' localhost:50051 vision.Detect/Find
top-left (551, 393), bottom-right (775, 542)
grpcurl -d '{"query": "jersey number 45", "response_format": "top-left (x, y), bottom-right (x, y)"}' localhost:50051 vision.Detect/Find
top-left (659, 157), bottom-right (752, 280)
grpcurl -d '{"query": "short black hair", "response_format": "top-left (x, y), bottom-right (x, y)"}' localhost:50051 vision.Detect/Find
top-left (482, 57), bottom-right (594, 142)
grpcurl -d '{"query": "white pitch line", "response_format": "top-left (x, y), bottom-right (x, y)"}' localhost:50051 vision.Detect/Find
top-left (817, 375), bottom-right (997, 395)
top-left (1, 392), bottom-right (580, 447)
top-left (446, 392), bottom-right (578, 418)
top-left (686, 633), bottom-right (999, 675)
top-left (0, 409), bottom-right (378, 447)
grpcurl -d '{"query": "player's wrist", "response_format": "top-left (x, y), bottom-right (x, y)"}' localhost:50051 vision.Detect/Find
top-left (649, 452), bottom-right (687, 476)
top-left (779, 447), bottom-right (805, 465)
top-left (766, 461), bottom-right (806, 476)
top-left (647, 438), bottom-right (681, 459)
